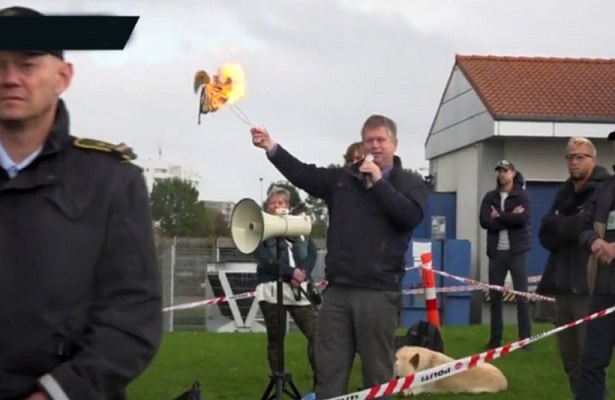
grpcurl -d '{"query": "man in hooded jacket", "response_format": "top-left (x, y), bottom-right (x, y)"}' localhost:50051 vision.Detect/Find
top-left (479, 160), bottom-right (532, 350)
top-left (536, 137), bottom-right (609, 398)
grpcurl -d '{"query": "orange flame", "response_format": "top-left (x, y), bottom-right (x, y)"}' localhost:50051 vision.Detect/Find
top-left (194, 63), bottom-right (246, 114)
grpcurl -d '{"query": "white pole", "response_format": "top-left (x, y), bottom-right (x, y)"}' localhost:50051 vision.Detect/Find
top-left (169, 236), bottom-right (177, 332)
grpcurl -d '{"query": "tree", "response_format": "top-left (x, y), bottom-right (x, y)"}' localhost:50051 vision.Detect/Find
top-left (404, 168), bottom-right (426, 181)
top-left (150, 177), bottom-right (210, 237)
top-left (205, 207), bottom-right (231, 239)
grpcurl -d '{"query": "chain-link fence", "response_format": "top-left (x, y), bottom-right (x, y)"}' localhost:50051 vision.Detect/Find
top-left (160, 237), bottom-right (327, 333)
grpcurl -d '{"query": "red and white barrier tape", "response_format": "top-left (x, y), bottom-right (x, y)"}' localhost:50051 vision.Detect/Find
top-left (163, 267), bottom-right (544, 312)
top-left (402, 284), bottom-right (533, 295)
top-left (323, 303), bottom-right (615, 400)
top-left (423, 267), bottom-right (555, 302)
top-left (163, 280), bottom-right (329, 312)
top-left (165, 267), bottom-right (421, 312)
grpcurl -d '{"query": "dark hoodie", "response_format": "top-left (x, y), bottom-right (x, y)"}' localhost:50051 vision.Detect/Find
top-left (479, 170), bottom-right (532, 258)
top-left (536, 165), bottom-right (610, 295)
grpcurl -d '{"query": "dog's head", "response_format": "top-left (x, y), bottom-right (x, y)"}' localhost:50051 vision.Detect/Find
top-left (394, 346), bottom-right (424, 378)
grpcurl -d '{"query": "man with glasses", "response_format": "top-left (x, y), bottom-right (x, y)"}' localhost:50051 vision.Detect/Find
top-left (479, 159), bottom-right (532, 350)
top-left (536, 137), bottom-right (609, 398)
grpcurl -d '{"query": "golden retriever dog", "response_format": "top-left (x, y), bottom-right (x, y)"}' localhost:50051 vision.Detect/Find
top-left (394, 346), bottom-right (507, 396)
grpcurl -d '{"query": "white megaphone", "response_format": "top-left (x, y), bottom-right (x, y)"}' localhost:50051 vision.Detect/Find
top-left (230, 198), bottom-right (313, 254)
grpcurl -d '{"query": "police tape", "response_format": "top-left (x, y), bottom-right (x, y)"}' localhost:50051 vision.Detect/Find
top-left (164, 266), bottom-right (421, 312)
top-left (163, 266), bottom-right (541, 312)
top-left (162, 280), bottom-right (329, 312)
top-left (322, 303), bottom-right (615, 400)
top-left (423, 267), bottom-right (555, 302)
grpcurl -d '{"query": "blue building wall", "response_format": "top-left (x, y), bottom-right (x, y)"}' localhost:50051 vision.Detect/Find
top-left (413, 191), bottom-right (457, 240)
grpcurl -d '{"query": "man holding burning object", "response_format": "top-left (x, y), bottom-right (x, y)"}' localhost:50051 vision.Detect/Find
top-left (251, 114), bottom-right (428, 399)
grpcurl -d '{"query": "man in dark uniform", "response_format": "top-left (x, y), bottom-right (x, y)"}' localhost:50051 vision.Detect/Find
top-left (0, 6), bottom-right (163, 400)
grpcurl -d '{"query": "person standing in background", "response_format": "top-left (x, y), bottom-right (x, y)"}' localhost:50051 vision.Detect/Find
top-left (479, 160), bottom-right (532, 351)
top-left (253, 187), bottom-right (319, 391)
top-left (536, 137), bottom-right (609, 398)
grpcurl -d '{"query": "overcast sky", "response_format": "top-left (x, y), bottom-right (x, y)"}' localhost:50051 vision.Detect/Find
top-left (18, 0), bottom-right (615, 202)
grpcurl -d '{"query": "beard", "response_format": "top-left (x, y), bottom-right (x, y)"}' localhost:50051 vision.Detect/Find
top-left (570, 170), bottom-right (589, 182)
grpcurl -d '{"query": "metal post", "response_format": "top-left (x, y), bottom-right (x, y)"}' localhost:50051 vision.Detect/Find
top-left (169, 236), bottom-right (177, 332)
top-left (259, 177), bottom-right (264, 203)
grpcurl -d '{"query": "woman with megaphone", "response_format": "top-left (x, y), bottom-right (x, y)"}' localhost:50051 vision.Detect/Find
top-left (253, 187), bottom-right (319, 390)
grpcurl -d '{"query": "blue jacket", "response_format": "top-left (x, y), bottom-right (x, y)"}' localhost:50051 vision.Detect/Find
top-left (253, 237), bottom-right (318, 284)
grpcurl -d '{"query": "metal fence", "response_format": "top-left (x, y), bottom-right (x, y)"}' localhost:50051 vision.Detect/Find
top-left (160, 237), bottom-right (327, 333)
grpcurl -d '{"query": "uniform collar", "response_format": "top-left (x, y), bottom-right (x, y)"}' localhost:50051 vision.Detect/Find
top-left (41, 98), bottom-right (72, 156)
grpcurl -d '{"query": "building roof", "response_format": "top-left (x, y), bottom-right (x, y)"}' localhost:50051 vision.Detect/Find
top-left (456, 54), bottom-right (615, 122)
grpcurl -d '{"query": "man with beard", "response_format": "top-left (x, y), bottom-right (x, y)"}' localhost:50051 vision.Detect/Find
top-left (536, 137), bottom-right (609, 399)
top-left (479, 160), bottom-right (532, 350)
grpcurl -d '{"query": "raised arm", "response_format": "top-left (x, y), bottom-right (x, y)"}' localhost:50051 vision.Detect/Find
top-left (251, 127), bottom-right (338, 201)
top-left (39, 168), bottom-right (163, 399)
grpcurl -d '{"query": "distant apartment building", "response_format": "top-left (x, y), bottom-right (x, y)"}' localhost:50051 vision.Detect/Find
top-left (138, 157), bottom-right (202, 194)
top-left (204, 200), bottom-right (236, 225)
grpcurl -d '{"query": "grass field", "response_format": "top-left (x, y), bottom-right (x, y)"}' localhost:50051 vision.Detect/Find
top-left (127, 323), bottom-right (615, 400)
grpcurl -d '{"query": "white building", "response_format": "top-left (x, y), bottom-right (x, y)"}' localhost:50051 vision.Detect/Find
top-left (424, 54), bottom-right (615, 321)
top-left (138, 157), bottom-right (202, 194)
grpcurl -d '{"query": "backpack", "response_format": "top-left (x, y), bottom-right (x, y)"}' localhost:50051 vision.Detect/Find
top-left (395, 320), bottom-right (444, 353)
top-left (172, 381), bottom-right (202, 400)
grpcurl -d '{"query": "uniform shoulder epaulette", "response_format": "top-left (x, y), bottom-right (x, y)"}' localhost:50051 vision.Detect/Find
top-left (72, 137), bottom-right (137, 162)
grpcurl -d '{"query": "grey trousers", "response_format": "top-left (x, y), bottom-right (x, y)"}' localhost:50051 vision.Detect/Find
top-left (555, 295), bottom-right (592, 398)
top-left (314, 284), bottom-right (400, 399)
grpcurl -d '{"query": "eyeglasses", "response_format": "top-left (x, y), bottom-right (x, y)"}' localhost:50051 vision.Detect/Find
top-left (565, 153), bottom-right (593, 162)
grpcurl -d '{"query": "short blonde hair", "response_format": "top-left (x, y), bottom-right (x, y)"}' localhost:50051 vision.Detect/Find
top-left (266, 187), bottom-right (291, 204)
top-left (566, 137), bottom-right (597, 158)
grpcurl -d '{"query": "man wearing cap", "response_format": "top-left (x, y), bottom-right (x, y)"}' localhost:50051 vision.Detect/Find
top-left (0, 6), bottom-right (162, 400)
top-left (479, 160), bottom-right (532, 350)
top-left (575, 131), bottom-right (615, 399)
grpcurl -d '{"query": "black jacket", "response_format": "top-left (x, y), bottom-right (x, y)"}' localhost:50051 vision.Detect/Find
top-left (479, 172), bottom-right (532, 258)
top-left (267, 145), bottom-right (428, 291)
top-left (0, 100), bottom-right (163, 399)
top-left (536, 166), bottom-right (610, 296)
top-left (577, 171), bottom-right (615, 294)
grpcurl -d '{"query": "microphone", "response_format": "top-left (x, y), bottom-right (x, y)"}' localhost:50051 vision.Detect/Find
top-left (363, 153), bottom-right (374, 188)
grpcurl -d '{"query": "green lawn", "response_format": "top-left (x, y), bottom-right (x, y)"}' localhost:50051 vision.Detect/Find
top-left (127, 323), bottom-right (615, 399)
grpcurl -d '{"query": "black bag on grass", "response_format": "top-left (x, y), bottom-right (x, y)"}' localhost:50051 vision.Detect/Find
top-left (172, 381), bottom-right (202, 400)
top-left (394, 320), bottom-right (444, 353)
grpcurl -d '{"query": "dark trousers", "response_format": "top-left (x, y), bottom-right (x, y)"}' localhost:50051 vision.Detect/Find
top-left (487, 251), bottom-right (531, 344)
top-left (555, 295), bottom-right (592, 398)
top-left (314, 285), bottom-right (399, 399)
top-left (575, 294), bottom-right (615, 400)
top-left (259, 301), bottom-right (318, 386)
